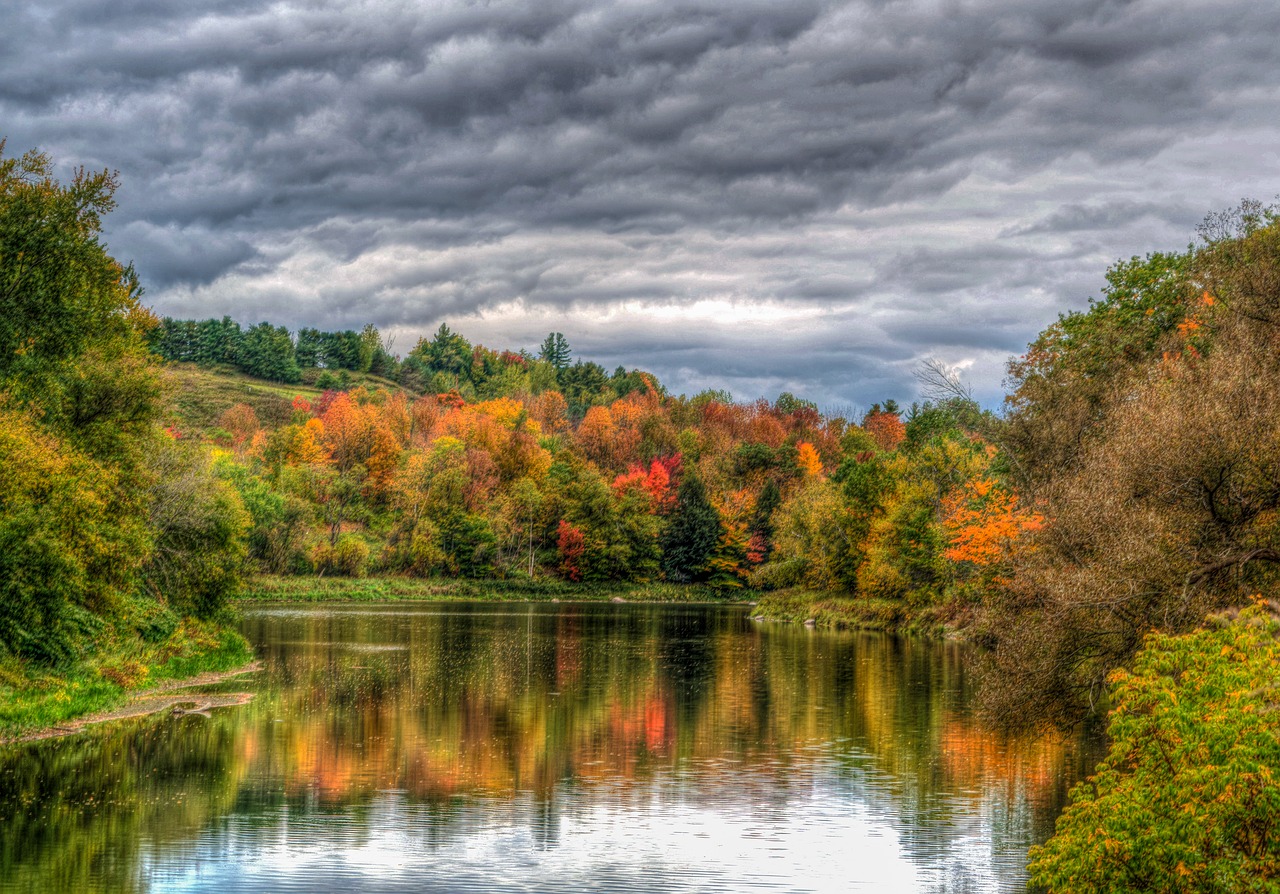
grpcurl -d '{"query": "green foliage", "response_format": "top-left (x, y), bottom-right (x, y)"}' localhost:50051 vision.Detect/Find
top-left (660, 472), bottom-right (723, 583)
top-left (141, 440), bottom-right (250, 619)
top-left (216, 459), bottom-right (311, 573)
top-left (0, 410), bottom-right (149, 665)
top-left (1029, 606), bottom-right (1280, 892)
top-left (238, 322), bottom-right (301, 383)
top-left (0, 146), bottom-right (146, 406)
top-left (0, 142), bottom-right (256, 677)
top-left (312, 535), bottom-right (371, 577)
top-left (1003, 248), bottom-right (1194, 486)
top-left (539, 331), bottom-right (571, 369)
top-left (774, 392), bottom-right (817, 414)
top-left (558, 360), bottom-right (611, 418)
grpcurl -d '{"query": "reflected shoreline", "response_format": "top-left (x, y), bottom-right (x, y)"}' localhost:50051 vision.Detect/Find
top-left (0, 602), bottom-right (1104, 894)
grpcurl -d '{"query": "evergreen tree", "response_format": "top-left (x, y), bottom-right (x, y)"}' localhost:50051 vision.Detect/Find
top-left (239, 322), bottom-right (300, 383)
top-left (295, 327), bottom-right (323, 368)
top-left (660, 472), bottom-right (722, 583)
top-left (539, 331), bottom-right (571, 369)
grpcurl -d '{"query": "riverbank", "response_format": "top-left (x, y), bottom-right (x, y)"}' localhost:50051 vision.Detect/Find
top-left (2, 579), bottom-right (948, 742)
top-left (237, 574), bottom-right (755, 604)
top-left (752, 588), bottom-right (965, 636)
top-left (237, 576), bottom-right (963, 635)
top-left (0, 620), bottom-right (254, 743)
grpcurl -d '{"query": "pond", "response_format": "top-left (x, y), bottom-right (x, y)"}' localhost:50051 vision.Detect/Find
top-left (0, 602), bottom-right (1103, 893)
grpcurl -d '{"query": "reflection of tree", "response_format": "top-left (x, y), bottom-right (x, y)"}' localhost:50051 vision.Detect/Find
top-left (0, 605), bottom-right (1104, 890)
top-left (0, 713), bottom-right (246, 893)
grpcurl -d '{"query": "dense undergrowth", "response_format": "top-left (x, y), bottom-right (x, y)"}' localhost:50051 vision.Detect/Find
top-left (0, 619), bottom-right (251, 740)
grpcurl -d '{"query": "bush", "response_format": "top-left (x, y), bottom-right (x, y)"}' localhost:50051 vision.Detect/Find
top-left (312, 536), bottom-right (370, 577)
top-left (1028, 604), bottom-right (1280, 892)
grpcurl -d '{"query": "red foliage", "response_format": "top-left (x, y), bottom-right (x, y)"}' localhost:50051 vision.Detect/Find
top-left (292, 394), bottom-right (313, 415)
top-left (313, 389), bottom-right (340, 418)
top-left (557, 520), bottom-right (585, 582)
top-left (612, 457), bottom-right (678, 510)
top-left (863, 410), bottom-right (906, 452)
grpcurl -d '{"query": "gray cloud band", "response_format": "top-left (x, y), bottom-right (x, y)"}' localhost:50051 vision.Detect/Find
top-left (3, 0), bottom-right (1278, 407)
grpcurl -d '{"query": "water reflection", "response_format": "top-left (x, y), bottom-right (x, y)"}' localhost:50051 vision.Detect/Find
top-left (0, 603), bottom-right (1103, 893)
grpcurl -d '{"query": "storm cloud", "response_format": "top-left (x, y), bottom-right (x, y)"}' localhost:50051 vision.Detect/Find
top-left (4, 0), bottom-right (1279, 408)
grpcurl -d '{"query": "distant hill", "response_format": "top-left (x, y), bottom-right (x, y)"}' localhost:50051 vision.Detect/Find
top-left (162, 362), bottom-right (405, 435)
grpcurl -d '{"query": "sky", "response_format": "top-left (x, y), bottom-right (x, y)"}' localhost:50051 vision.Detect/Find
top-left (4, 0), bottom-right (1279, 411)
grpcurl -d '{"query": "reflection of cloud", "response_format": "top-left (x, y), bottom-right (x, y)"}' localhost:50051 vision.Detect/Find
top-left (147, 789), bottom-right (941, 893)
top-left (6, 1), bottom-right (1280, 405)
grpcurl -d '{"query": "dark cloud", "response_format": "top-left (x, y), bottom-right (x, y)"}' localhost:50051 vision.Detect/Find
top-left (4, 0), bottom-right (1280, 406)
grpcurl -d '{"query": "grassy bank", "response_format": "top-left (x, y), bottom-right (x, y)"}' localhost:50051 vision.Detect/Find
top-left (238, 577), bottom-right (961, 636)
top-left (0, 620), bottom-right (253, 741)
top-left (752, 588), bottom-right (962, 636)
top-left (238, 574), bottom-right (755, 603)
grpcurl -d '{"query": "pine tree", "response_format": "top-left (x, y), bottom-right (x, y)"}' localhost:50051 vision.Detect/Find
top-left (659, 472), bottom-right (722, 583)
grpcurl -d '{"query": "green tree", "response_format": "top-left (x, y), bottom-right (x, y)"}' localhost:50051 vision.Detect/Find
top-left (539, 331), bottom-right (571, 369)
top-left (660, 472), bottom-right (722, 583)
top-left (239, 322), bottom-right (300, 383)
top-left (140, 440), bottom-right (249, 619)
top-left (0, 145), bottom-right (148, 405)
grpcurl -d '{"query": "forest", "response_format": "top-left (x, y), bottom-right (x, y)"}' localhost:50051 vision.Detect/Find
top-left (4, 143), bottom-right (1280, 888)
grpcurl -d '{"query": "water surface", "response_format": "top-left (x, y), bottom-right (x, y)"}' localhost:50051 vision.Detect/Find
top-left (0, 602), bottom-right (1102, 892)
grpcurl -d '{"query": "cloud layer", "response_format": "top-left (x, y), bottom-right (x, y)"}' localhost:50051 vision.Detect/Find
top-left (5, 0), bottom-right (1280, 408)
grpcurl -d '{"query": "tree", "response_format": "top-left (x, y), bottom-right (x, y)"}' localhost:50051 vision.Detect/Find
top-left (239, 322), bottom-right (300, 383)
top-left (539, 331), bottom-right (571, 369)
top-left (417, 323), bottom-right (472, 378)
top-left (358, 324), bottom-right (380, 373)
top-left (660, 472), bottom-right (722, 583)
top-left (0, 409), bottom-right (149, 663)
top-left (981, 211), bottom-right (1280, 728)
top-left (1002, 248), bottom-right (1195, 489)
top-left (141, 440), bottom-right (249, 619)
top-left (1029, 606), bottom-right (1280, 892)
top-left (0, 144), bottom-right (149, 403)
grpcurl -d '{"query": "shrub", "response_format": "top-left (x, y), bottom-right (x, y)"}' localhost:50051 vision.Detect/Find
top-left (1028, 604), bottom-right (1280, 892)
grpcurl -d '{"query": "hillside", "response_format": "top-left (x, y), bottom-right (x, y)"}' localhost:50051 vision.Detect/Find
top-left (163, 362), bottom-right (406, 435)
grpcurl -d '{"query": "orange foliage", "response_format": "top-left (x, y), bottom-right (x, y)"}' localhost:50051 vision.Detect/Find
top-left (796, 441), bottom-right (823, 477)
top-left (863, 410), bottom-right (906, 452)
top-left (530, 391), bottom-right (569, 435)
top-left (942, 477), bottom-right (1043, 569)
top-left (745, 400), bottom-right (787, 448)
top-left (576, 405), bottom-right (616, 468)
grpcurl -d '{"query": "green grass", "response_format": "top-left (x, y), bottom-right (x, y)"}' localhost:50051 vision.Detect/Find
top-left (238, 574), bottom-right (756, 604)
top-left (752, 587), bottom-right (958, 635)
top-left (0, 621), bottom-right (253, 741)
top-left (163, 362), bottom-right (405, 434)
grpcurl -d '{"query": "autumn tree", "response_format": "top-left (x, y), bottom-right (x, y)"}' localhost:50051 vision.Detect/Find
top-left (981, 208), bottom-right (1280, 728)
top-left (0, 142), bottom-right (249, 660)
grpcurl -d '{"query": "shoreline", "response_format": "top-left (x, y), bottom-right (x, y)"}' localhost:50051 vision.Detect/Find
top-left (238, 575), bottom-right (959, 637)
top-left (236, 574), bottom-right (758, 604)
top-left (4, 662), bottom-right (262, 744)
top-left (1, 661), bottom-right (262, 745)
top-left (5, 581), bottom-right (953, 744)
